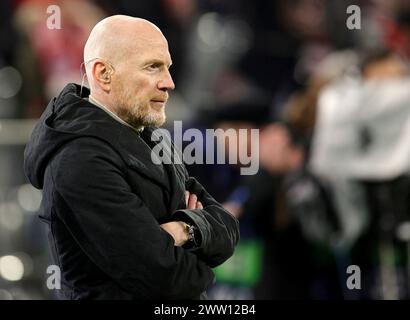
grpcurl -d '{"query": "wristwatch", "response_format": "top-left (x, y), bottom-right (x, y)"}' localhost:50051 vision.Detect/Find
top-left (184, 222), bottom-right (198, 248)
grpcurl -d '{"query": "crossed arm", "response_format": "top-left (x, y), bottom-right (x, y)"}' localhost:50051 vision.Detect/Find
top-left (51, 138), bottom-right (216, 299)
top-left (51, 137), bottom-right (238, 298)
top-left (160, 191), bottom-right (202, 246)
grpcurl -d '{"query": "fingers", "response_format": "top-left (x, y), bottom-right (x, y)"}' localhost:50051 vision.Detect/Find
top-left (185, 191), bottom-right (203, 210)
top-left (159, 222), bottom-right (188, 246)
top-left (188, 193), bottom-right (197, 209)
top-left (185, 191), bottom-right (190, 206)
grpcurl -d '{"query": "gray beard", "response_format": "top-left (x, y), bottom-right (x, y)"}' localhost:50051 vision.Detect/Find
top-left (116, 103), bottom-right (165, 128)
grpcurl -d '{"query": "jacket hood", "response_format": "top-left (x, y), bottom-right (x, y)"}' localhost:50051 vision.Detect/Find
top-left (24, 83), bottom-right (137, 189)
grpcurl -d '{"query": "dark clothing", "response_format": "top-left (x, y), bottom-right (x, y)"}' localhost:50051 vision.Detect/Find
top-left (24, 83), bottom-right (239, 300)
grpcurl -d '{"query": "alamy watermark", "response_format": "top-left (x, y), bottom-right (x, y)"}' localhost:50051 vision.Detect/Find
top-left (46, 263), bottom-right (361, 292)
top-left (150, 121), bottom-right (259, 175)
top-left (346, 5), bottom-right (361, 30)
top-left (46, 5), bottom-right (61, 30)
top-left (346, 265), bottom-right (361, 290)
top-left (46, 265), bottom-right (61, 290)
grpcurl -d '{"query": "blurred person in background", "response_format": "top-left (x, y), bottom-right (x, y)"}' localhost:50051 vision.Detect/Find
top-left (310, 47), bottom-right (410, 299)
top-left (13, 0), bottom-right (106, 118)
top-left (197, 94), bottom-right (322, 299)
top-left (23, 15), bottom-right (239, 300)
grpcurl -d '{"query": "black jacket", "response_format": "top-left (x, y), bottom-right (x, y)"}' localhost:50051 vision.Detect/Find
top-left (24, 83), bottom-right (239, 300)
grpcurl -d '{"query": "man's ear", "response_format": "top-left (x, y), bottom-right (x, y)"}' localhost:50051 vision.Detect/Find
top-left (92, 61), bottom-right (112, 91)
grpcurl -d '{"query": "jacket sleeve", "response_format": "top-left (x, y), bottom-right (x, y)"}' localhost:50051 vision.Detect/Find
top-left (172, 170), bottom-right (240, 268)
top-left (50, 137), bottom-right (215, 299)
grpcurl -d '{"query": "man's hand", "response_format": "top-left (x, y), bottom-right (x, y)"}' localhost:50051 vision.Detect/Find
top-left (160, 221), bottom-right (189, 246)
top-left (185, 191), bottom-right (203, 210)
top-left (160, 191), bottom-right (202, 246)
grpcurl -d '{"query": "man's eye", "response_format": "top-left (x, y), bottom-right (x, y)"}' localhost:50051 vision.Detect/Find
top-left (146, 64), bottom-right (161, 71)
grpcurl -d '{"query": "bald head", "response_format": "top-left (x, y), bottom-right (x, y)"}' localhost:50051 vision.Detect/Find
top-left (84, 15), bottom-right (167, 90)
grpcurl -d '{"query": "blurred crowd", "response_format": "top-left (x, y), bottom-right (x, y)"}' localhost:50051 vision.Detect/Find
top-left (1, 0), bottom-right (410, 299)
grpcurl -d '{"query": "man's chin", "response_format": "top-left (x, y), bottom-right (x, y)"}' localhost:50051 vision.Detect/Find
top-left (142, 114), bottom-right (166, 127)
top-left (154, 116), bottom-right (166, 127)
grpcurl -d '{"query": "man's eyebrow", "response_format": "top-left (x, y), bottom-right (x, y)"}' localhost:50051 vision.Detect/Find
top-left (144, 59), bottom-right (173, 67)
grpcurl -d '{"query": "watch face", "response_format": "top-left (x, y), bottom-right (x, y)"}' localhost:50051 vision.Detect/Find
top-left (186, 223), bottom-right (197, 245)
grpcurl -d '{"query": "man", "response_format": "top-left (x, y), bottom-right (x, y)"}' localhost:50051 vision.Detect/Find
top-left (24, 15), bottom-right (239, 300)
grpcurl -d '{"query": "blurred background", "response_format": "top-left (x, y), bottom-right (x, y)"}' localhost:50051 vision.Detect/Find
top-left (1, 0), bottom-right (410, 300)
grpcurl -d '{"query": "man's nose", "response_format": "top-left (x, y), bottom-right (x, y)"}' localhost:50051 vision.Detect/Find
top-left (158, 70), bottom-right (175, 91)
